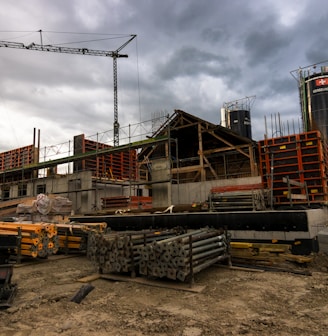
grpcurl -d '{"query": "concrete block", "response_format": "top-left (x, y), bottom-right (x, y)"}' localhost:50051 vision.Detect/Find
top-left (318, 228), bottom-right (328, 254)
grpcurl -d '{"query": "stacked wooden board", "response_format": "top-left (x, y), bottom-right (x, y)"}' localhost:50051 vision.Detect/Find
top-left (0, 197), bottom-right (36, 219)
top-left (230, 242), bottom-right (313, 264)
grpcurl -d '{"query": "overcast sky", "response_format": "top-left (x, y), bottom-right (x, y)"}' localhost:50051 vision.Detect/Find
top-left (0, 0), bottom-right (327, 153)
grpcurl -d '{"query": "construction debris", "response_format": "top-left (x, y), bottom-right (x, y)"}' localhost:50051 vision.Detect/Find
top-left (71, 283), bottom-right (95, 304)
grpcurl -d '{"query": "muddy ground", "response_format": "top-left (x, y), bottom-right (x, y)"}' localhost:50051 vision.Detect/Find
top-left (1, 253), bottom-right (328, 336)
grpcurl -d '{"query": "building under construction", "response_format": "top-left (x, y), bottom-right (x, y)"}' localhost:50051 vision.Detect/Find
top-left (0, 101), bottom-right (328, 254)
top-left (0, 109), bottom-right (258, 213)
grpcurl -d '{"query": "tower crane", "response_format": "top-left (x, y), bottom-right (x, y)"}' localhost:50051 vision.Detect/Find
top-left (0, 33), bottom-right (137, 146)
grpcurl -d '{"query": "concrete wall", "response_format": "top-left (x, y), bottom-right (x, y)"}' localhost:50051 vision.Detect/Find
top-left (306, 208), bottom-right (328, 237)
top-left (171, 176), bottom-right (262, 205)
top-left (4, 166), bottom-right (261, 213)
top-left (152, 158), bottom-right (171, 207)
top-left (4, 169), bottom-right (153, 215)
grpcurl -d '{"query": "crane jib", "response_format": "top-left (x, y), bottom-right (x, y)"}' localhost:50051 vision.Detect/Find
top-left (0, 41), bottom-right (122, 57)
top-left (0, 35), bottom-right (137, 147)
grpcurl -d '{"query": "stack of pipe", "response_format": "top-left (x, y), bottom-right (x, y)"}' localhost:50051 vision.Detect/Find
top-left (88, 227), bottom-right (230, 282)
top-left (87, 229), bottom-right (180, 274)
top-left (57, 222), bottom-right (107, 254)
top-left (139, 228), bottom-right (230, 281)
top-left (0, 222), bottom-right (59, 258)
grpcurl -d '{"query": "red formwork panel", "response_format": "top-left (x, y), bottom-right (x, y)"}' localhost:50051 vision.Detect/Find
top-left (210, 183), bottom-right (264, 194)
top-left (101, 196), bottom-right (152, 209)
top-left (73, 134), bottom-right (137, 180)
top-left (0, 145), bottom-right (37, 171)
top-left (258, 131), bottom-right (328, 205)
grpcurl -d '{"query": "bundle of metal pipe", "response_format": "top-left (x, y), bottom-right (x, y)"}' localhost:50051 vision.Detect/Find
top-left (0, 222), bottom-right (58, 258)
top-left (87, 229), bottom-right (181, 274)
top-left (57, 222), bottom-right (107, 254)
top-left (139, 228), bottom-right (230, 281)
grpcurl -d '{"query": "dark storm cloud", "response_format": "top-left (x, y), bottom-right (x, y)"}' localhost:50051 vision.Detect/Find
top-left (244, 28), bottom-right (291, 67)
top-left (0, 0), bottom-right (328, 151)
top-left (305, 37), bottom-right (328, 65)
top-left (157, 46), bottom-right (239, 80)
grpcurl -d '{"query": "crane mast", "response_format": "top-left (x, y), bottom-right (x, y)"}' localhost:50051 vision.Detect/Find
top-left (0, 34), bottom-right (137, 146)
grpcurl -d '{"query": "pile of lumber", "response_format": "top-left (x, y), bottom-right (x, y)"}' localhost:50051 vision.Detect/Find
top-left (0, 197), bottom-right (35, 218)
top-left (0, 222), bottom-right (59, 258)
top-left (88, 228), bottom-right (231, 282)
top-left (230, 242), bottom-right (313, 264)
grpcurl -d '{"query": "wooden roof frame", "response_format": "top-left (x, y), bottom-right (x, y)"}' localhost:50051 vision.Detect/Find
top-left (138, 109), bottom-right (258, 182)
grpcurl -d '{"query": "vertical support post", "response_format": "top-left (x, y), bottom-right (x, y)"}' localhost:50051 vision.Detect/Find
top-left (198, 123), bottom-right (205, 181)
top-left (129, 234), bottom-right (136, 278)
top-left (249, 143), bottom-right (257, 176)
top-left (286, 176), bottom-right (292, 207)
top-left (68, 140), bottom-right (71, 175)
top-left (65, 228), bottom-right (69, 255)
top-left (113, 55), bottom-right (119, 146)
top-left (270, 152), bottom-right (274, 210)
top-left (189, 234), bottom-right (194, 287)
top-left (17, 227), bottom-right (22, 264)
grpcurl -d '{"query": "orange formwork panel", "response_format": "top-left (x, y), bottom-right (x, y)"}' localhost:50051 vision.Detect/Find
top-left (258, 131), bottom-right (328, 205)
top-left (73, 134), bottom-right (137, 180)
top-left (0, 145), bottom-right (37, 171)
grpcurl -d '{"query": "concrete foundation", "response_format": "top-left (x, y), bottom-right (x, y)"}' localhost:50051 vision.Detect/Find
top-left (72, 207), bottom-right (328, 255)
top-left (318, 228), bottom-right (328, 254)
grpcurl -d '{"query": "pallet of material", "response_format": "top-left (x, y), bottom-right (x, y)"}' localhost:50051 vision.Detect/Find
top-left (230, 242), bottom-right (313, 264)
top-left (0, 196), bottom-right (36, 217)
top-left (16, 194), bottom-right (72, 215)
top-left (0, 222), bottom-right (59, 259)
top-left (129, 196), bottom-right (152, 209)
top-left (101, 196), bottom-right (153, 210)
top-left (88, 228), bottom-right (231, 282)
top-left (57, 222), bottom-right (107, 254)
top-left (101, 196), bottom-right (130, 209)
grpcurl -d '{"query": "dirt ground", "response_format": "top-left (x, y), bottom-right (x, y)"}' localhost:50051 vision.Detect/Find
top-left (1, 253), bottom-right (328, 336)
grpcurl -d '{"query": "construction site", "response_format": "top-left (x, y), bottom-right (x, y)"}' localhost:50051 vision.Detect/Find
top-left (1, 37), bottom-right (328, 336)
